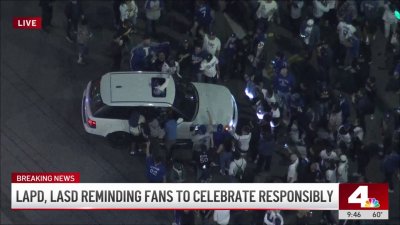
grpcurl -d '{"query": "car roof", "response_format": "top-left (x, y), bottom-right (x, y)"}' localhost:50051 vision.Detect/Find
top-left (100, 71), bottom-right (175, 107)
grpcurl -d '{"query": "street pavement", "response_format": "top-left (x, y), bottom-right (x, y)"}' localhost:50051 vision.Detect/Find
top-left (1, 0), bottom-right (399, 225)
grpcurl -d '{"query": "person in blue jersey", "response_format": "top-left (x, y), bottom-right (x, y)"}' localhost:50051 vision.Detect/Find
top-left (191, 0), bottom-right (213, 36)
top-left (145, 141), bottom-right (166, 183)
top-left (274, 67), bottom-right (295, 115)
top-left (271, 52), bottom-right (288, 75)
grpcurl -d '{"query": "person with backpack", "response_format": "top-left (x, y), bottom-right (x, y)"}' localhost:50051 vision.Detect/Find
top-left (145, 141), bottom-right (166, 183)
top-left (228, 151), bottom-right (247, 182)
top-left (129, 110), bottom-right (147, 155)
top-left (194, 145), bottom-right (212, 182)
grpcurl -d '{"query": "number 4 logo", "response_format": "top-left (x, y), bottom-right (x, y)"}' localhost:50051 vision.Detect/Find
top-left (348, 186), bottom-right (380, 208)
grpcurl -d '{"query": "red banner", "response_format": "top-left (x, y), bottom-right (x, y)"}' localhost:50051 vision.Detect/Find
top-left (12, 172), bottom-right (80, 183)
top-left (12, 17), bottom-right (42, 29)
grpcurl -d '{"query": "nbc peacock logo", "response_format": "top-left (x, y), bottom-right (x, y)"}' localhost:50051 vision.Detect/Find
top-left (363, 198), bottom-right (380, 208)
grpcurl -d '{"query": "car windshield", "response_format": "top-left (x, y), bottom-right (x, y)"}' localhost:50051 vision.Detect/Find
top-left (172, 81), bottom-right (198, 121)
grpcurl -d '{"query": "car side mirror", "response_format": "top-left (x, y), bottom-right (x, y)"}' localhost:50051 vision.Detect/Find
top-left (177, 118), bottom-right (184, 124)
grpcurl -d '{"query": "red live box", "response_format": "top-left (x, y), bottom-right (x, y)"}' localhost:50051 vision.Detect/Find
top-left (339, 183), bottom-right (388, 210)
top-left (13, 17), bottom-right (42, 29)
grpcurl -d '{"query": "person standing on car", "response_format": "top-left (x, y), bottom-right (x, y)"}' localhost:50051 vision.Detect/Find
top-left (145, 141), bottom-right (166, 183)
top-left (228, 151), bottom-right (247, 183)
top-left (64, 0), bottom-right (84, 43)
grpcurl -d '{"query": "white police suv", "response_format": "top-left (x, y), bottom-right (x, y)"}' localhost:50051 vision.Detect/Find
top-left (82, 71), bottom-right (238, 146)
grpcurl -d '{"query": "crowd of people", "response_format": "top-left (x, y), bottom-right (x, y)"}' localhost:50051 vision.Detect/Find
top-left (38, 0), bottom-right (400, 224)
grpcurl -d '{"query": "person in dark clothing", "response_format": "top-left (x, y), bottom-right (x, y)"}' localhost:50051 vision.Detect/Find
top-left (382, 150), bottom-right (400, 192)
top-left (352, 89), bottom-right (374, 130)
top-left (174, 210), bottom-right (196, 225)
top-left (315, 81), bottom-right (332, 127)
top-left (198, 210), bottom-right (212, 225)
top-left (151, 51), bottom-right (166, 71)
top-left (64, 0), bottom-right (84, 43)
top-left (39, 0), bottom-right (54, 32)
top-left (111, 34), bottom-right (128, 71)
top-left (355, 143), bottom-right (369, 177)
top-left (181, 210), bottom-right (196, 225)
top-left (193, 145), bottom-right (212, 182)
top-left (304, 122), bottom-right (318, 151)
top-left (113, 0), bottom-right (123, 28)
top-left (364, 76), bottom-right (376, 114)
top-left (256, 131), bottom-right (275, 172)
top-left (220, 33), bottom-right (239, 81)
top-left (287, 93), bottom-right (307, 141)
top-left (338, 92), bottom-right (351, 124)
top-left (316, 41), bottom-right (333, 84)
top-left (177, 39), bottom-right (192, 81)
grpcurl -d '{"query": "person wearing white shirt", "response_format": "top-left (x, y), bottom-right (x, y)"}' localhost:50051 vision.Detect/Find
top-left (213, 210), bottom-right (230, 225)
top-left (256, 0), bottom-right (278, 31)
top-left (287, 154), bottom-right (299, 183)
top-left (382, 3), bottom-right (398, 39)
top-left (199, 53), bottom-right (219, 83)
top-left (119, 0), bottom-right (138, 26)
top-left (313, 0), bottom-right (330, 20)
top-left (320, 148), bottom-right (338, 161)
top-left (202, 31), bottom-right (221, 56)
top-left (230, 125), bottom-right (252, 156)
top-left (337, 154), bottom-right (349, 183)
top-left (256, 0), bottom-right (278, 21)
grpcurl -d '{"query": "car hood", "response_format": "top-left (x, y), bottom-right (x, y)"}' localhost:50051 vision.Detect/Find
top-left (192, 83), bottom-right (234, 126)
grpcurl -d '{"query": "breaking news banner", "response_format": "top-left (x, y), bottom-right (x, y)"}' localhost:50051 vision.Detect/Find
top-left (11, 173), bottom-right (388, 220)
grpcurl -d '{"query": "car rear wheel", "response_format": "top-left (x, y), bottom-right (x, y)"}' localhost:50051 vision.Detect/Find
top-left (107, 132), bottom-right (131, 148)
